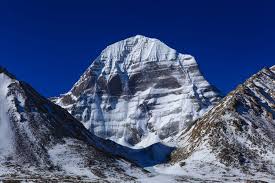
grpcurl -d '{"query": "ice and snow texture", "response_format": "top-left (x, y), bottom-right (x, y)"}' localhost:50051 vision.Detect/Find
top-left (0, 70), bottom-right (151, 181)
top-left (0, 73), bottom-right (14, 157)
top-left (167, 66), bottom-right (275, 181)
top-left (48, 139), bottom-right (97, 179)
top-left (55, 35), bottom-right (221, 148)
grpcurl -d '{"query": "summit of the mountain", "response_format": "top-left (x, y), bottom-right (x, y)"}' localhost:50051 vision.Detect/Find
top-left (98, 35), bottom-right (180, 66)
top-left (54, 35), bottom-right (221, 148)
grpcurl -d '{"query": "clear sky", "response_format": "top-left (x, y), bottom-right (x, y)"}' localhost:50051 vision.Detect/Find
top-left (1, 0), bottom-right (274, 97)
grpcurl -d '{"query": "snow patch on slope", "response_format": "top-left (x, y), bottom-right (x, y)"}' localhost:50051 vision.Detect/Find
top-left (48, 138), bottom-right (96, 179)
top-left (0, 73), bottom-right (14, 157)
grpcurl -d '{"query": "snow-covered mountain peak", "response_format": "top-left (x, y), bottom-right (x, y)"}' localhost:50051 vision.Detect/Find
top-left (0, 67), bottom-right (16, 80)
top-left (54, 36), bottom-right (221, 148)
top-left (97, 35), bottom-right (196, 70)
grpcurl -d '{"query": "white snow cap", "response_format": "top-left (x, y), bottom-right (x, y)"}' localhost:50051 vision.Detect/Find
top-left (99, 35), bottom-right (197, 65)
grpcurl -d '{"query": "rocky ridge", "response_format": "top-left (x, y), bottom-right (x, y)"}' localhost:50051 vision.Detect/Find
top-left (168, 66), bottom-right (275, 180)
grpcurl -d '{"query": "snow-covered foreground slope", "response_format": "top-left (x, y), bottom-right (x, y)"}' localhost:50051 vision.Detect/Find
top-left (162, 66), bottom-right (275, 182)
top-left (0, 67), bottom-right (260, 183)
top-left (0, 67), bottom-right (152, 182)
top-left (0, 67), bottom-right (213, 182)
top-left (54, 35), bottom-right (221, 148)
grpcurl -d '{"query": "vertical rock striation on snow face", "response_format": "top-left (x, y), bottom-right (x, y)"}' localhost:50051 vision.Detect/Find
top-left (0, 72), bottom-right (15, 159)
top-left (170, 66), bottom-right (275, 177)
top-left (54, 35), bottom-right (221, 147)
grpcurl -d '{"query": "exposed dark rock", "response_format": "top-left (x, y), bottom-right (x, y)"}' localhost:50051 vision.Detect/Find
top-left (171, 66), bottom-right (275, 175)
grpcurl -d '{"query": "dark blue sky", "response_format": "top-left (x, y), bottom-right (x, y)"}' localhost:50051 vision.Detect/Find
top-left (1, 0), bottom-right (274, 97)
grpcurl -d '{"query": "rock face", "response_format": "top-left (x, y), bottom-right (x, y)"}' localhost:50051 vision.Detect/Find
top-left (54, 35), bottom-right (221, 147)
top-left (170, 66), bottom-right (275, 177)
top-left (0, 67), bottom-right (147, 181)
